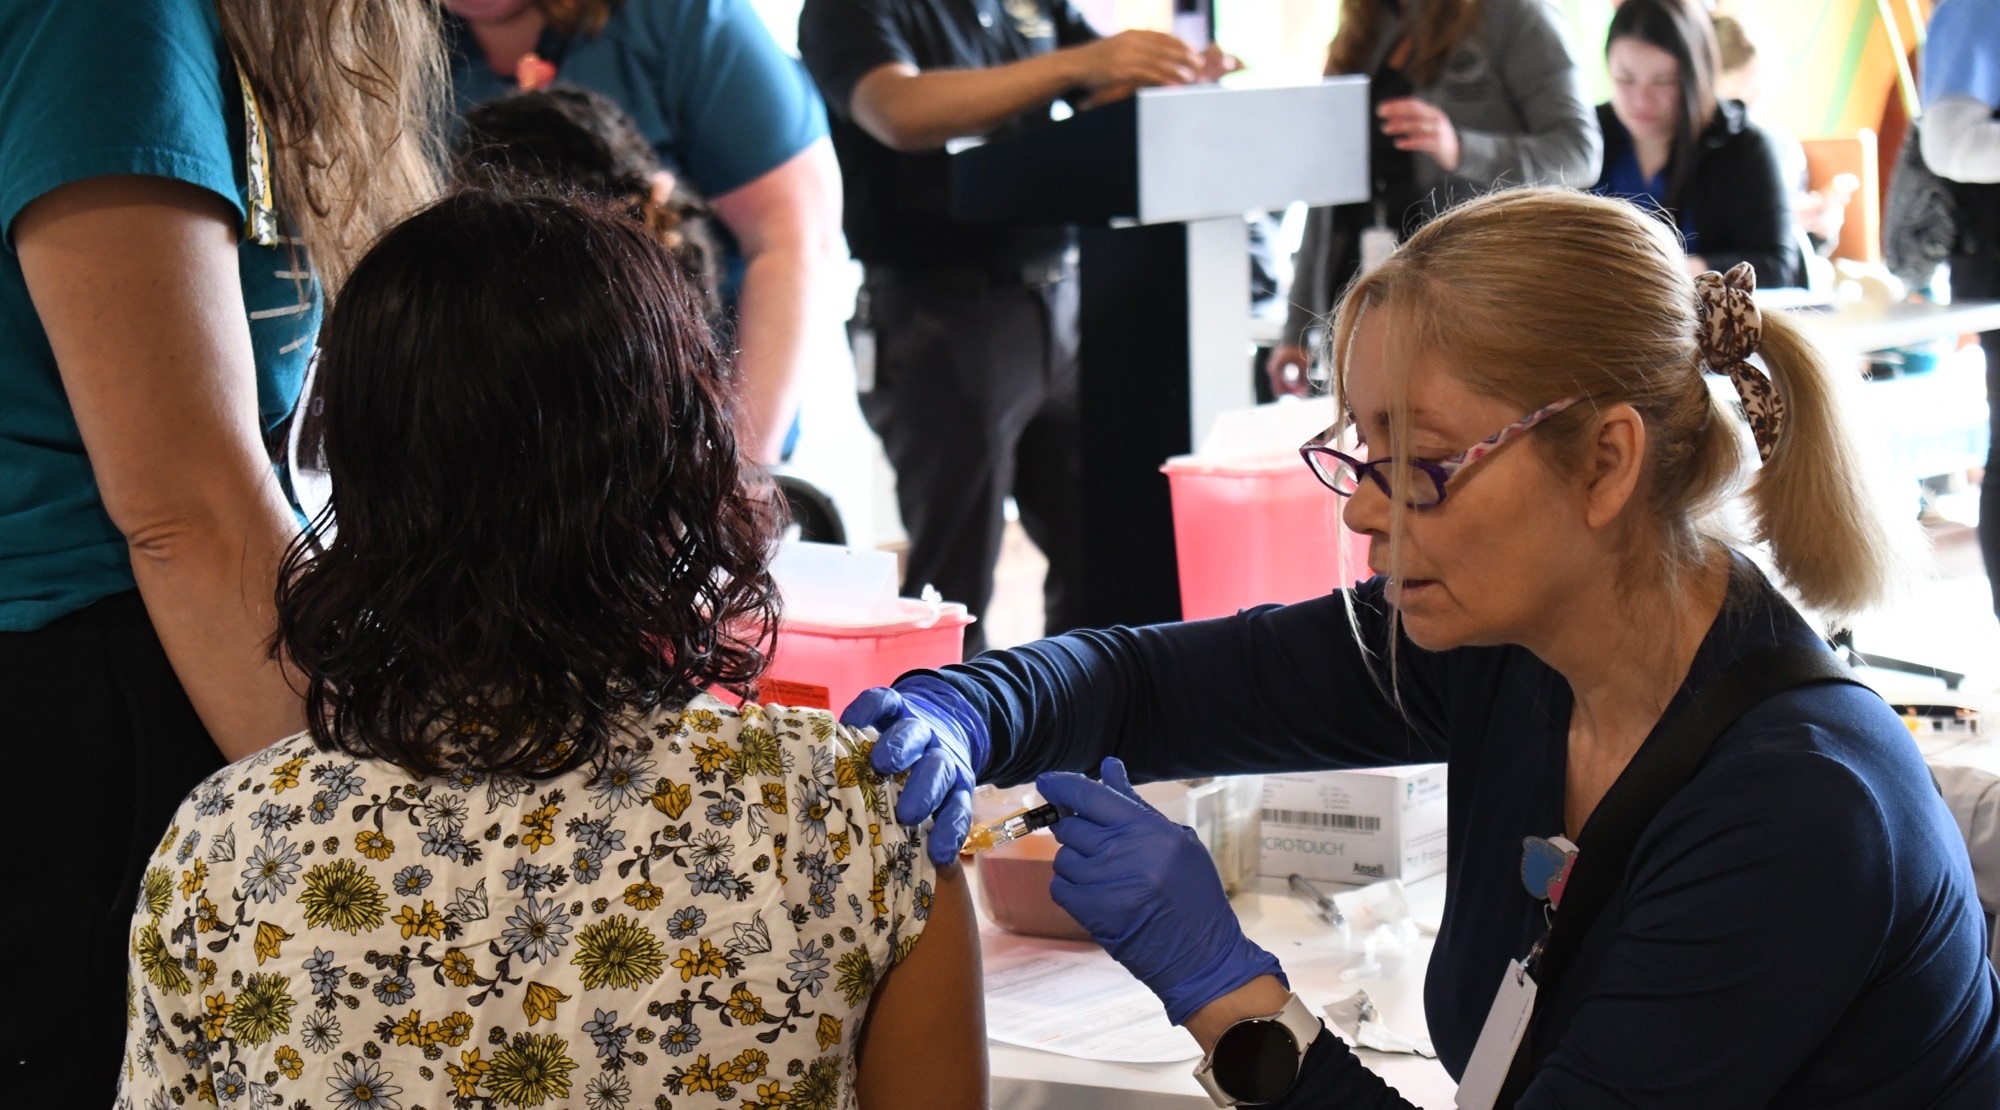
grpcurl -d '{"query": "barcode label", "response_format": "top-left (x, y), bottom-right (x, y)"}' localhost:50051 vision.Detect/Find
top-left (1262, 808), bottom-right (1381, 832)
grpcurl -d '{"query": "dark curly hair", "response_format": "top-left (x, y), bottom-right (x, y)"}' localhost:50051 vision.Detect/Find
top-left (455, 84), bottom-right (722, 315)
top-left (277, 189), bottom-right (781, 778)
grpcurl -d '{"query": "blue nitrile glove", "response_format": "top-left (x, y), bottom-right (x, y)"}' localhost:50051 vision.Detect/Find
top-left (1038, 757), bottom-right (1286, 1026)
top-left (842, 676), bottom-right (990, 866)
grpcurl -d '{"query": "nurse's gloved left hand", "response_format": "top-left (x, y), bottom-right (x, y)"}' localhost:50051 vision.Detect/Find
top-left (1038, 758), bottom-right (1285, 1026)
top-left (842, 676), bottom-right (989, 866)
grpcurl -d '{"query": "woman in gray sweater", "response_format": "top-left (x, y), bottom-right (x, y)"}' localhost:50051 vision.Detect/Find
top-left (1269, 0), bottom-right (1601, 396)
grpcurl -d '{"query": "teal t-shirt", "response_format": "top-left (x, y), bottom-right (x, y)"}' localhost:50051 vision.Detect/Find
top-left (447, 0), bottom-right (828, 200)
top-left (0, 0), bottom-right (320, 631)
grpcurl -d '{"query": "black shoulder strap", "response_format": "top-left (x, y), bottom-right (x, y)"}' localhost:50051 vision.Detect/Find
top-left (1497, 644), bottom-right (1862, 1105)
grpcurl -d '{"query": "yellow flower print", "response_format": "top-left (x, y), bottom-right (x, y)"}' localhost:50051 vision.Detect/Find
top-left (439, 1009), bottom-right (475, 1046)
top-left (750, 1078), bottom-right (795, 1108)
top-left (134, 924), bottom-right (190, 995)
top-left (835, 750), bottom-right (862, 789)
top-left (156, 824), bottom-right (179, 858)
top-left (725, 984), bottom-right (766, 1025)
top-left (227, 973), bottom-right (294, 1046)
top-left (179, 860), bottom-right (207, 898)
top-left (760, 782), bottom-right (788, 815)
top-left (354, 828), bottom-right (394, 861)
top-left (388, 1009), bottom-right (427, 1047)
top-left (274, 1044), bottom-right (303, 1079)
top-left (446, 1047), bottom-right (491, 1099)
top-left (296, 859), bottom-right (387, 934)
top-left (720, 1046), bottom-right (770, 1084)
top-left (202, 993), bottom-right (231, 1042)
top-left (439, 947), bottom-right (479, 988)
top-left (521, 980), bottom-right (570, 1025)
top-left (834, 948), bottom-right (876, 1007)
top-left (734, 727), bottom-right (783, 777)
top-left (683, 707), bottom-right (723, 734)
top-left (571, 915), bottom-right (666, 990)
top-left (271, 753), bottom-right (306, 793)
top-left (253, 920), bottom-right (293, 965)
top-left (676, 1054), bottom-right (721, 1093)
top-left (691, 737), bottom-right (735, 776)
top-left (829, 831), bottom-right (851, 863)
top-left (486, 1032), bottom-right (577, 1107)
top-left (816, 1013), bottom-right (843, 1051)
top-left (195, 893), bottom-right (224, 934)
top-left (869, 822), bottom-right (882, 848)
top-left (195, 1076), bottom-right (216, 1105)
top-left (622, 881), bottom-right (663, 911)
top-left (650, 779), bottom-right (692, 819)
top-left (671, 937), bottom-right (728, 983)
top-left (141, 866), bottom-right (174, 921)
top-left (869, 868), bottom-right (890, 918)
top-left (392, 900), bottom-right (446, 940)
top-left (520, 801), bottom-right (559, 852)
top-left (197, 957), bottom-right (217, 988)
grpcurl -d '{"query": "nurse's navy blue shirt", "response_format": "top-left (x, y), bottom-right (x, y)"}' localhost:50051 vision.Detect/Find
top-left (935, 562), bottom-right (2000, 1106)
top-left (0, 0), bottom-right (319, 632)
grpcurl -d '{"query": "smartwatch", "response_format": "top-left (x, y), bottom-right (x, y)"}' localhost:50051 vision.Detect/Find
top-left (1192, 992), bottom-right (1322, 1107)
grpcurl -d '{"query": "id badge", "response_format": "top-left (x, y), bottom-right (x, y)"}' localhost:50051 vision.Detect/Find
top-left (1454, 959), bottom-right (1538, 1110)
top-left (1359, 225), bottom-right (1398, 276)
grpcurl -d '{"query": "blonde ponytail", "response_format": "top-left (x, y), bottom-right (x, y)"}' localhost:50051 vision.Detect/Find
top-left (1744, 312), bottom-right (1904, 617)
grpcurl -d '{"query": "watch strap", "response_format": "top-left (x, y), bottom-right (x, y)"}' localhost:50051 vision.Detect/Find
top-left (1193, 992), bottom-right (1322, 1107)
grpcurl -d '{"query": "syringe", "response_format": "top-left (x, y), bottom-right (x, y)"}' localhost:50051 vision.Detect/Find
top-left (960, 803), bottom-right (1064, 855)
top-left (1288, 873), bottom-right (1348, 926)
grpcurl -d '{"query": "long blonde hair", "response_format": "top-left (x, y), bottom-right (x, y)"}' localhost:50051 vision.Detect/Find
top-left (215, 0), bottom-right (448, 294)
top-left (1327, 188), bottom-right (1899, 618)
top-left (1325, 0), bottom-right (1482, 87)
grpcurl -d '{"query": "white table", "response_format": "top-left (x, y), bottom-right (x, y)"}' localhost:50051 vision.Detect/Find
top-left (985, 873), bottom-right (1457, 1110)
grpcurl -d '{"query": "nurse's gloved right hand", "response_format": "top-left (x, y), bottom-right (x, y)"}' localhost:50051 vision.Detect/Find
top-left (842, 676), bottom-right (990, 866)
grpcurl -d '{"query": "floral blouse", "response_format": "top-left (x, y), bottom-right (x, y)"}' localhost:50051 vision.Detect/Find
top-left (118, 695), bottom-right (936, 1110)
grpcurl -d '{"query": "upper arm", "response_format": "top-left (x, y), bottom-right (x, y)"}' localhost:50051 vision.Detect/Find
top-left (854, 862), bottom-right (986, 1110)
top-left (798, 0), bottom-right (917, 125)
top-left (15, 176), bottom-right (275, 542)
top-left (1922, 2), bottom-right (2000, 111)
top-left (1461, 0), bottom-right (1600, 186)
top-left (1525, 749), bottom-right (1896, 1104)
top-left (708, 137), bottom-right (844, 257)
top-left (664, 0), bottom-right (829, 197)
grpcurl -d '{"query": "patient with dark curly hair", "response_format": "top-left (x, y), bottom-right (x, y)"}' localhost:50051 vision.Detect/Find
top-left (118, 190), bottom-right (984, 1110)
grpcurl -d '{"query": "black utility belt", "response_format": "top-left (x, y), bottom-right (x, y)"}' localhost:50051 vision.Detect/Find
top-left (863, 255), bottom-right (1071, 293)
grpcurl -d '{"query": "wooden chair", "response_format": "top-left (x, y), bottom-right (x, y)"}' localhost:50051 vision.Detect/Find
top-left (1801, 131), bottom-right (1882, 264)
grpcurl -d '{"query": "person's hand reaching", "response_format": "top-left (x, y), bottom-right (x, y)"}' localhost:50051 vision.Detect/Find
top-left (844, 677), bottom-right (989, 866)
top-left (1038, 757), bottom-right (1285, 1025)
top-left (1378, 96), bottom-right (1461, 173)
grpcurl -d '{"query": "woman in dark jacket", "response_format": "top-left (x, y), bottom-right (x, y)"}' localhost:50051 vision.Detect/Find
top-left (1592, 0), bottom-right (1803, 287)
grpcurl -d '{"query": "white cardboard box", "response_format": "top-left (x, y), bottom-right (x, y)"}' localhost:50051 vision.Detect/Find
top-left (1258, 765), bottom-right (1448, 883)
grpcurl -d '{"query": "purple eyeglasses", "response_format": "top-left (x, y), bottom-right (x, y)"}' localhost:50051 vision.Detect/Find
top-left (1299, 396), bottom-right (1586, 508)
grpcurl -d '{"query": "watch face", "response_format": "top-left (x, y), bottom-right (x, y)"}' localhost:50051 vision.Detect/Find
top-left (1212, 1019), bottom-right (1302, 1104)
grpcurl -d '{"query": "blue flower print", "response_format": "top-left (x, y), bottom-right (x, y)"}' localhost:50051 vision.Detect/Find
top-left (306, 793), bottom-right (337, 825)
top-left (502, 896), bottom-right (574, 964)
top-left (915, 879), bottom-right (935, 921)
top-left (175, 829), bottom-right (201, 864)
top-left (326, 1057), bottom-right (399, 1110)
top-left (372, 971), bottom-right (416, 1006)
top-left (584, 1008), bottom-right (632, 1063)
top-left (787, 942), bottom-right (829, 996)
top-left (391, 865), bottom-right (431, 898)
top-left (705, 797), bottom-right (742, 828)
top-left (890, 841), bottom-right (916, 887)
top-left (689, 863), bottom-right (749, 901)
top-left (587, 749), bottom-right (658, 812)
top-left (304, 948), bottom-right (346, 998)
top-left (503, 859), bottom-right (562, 896)
top-left (571, 848), bottom-right (605, 884)
top-left (240, 837), bottom-right (302, 904)
top-left (247, 802), bottom-right (293, 837)
top-left (309, 761), bottom-right (364, 804)
top-left (419, 826), bottom-right (472, 863)
top-left (660, 1021), bottom-right (701, 1056)
top-left (795, 779), bottom-right (831, 845)
top-left (807, 881), bottom-right (836, 919)
top-left (566, 815), bottom-right (624, 856)
top-left (666, 907), bottom-right (706, 939)
top-left (192, 781), bottom-right (232, 818)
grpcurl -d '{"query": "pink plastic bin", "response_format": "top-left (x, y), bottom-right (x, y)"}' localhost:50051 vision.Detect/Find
top-left (756, 599), bottom-right (974, 713)
top-left (1162, 455), bottom-right (1373, 621)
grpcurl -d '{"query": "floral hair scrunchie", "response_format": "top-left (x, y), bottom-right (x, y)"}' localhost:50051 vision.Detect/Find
top-left (1693, 262), bottom-right (1783, 461)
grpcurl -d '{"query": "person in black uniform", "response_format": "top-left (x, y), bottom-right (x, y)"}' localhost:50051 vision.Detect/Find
top-left (797, 1), bottom-right (1210, 656)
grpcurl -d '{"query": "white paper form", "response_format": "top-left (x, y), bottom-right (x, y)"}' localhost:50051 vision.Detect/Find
top-left (982, 931), bottom-right (1203, 1064)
